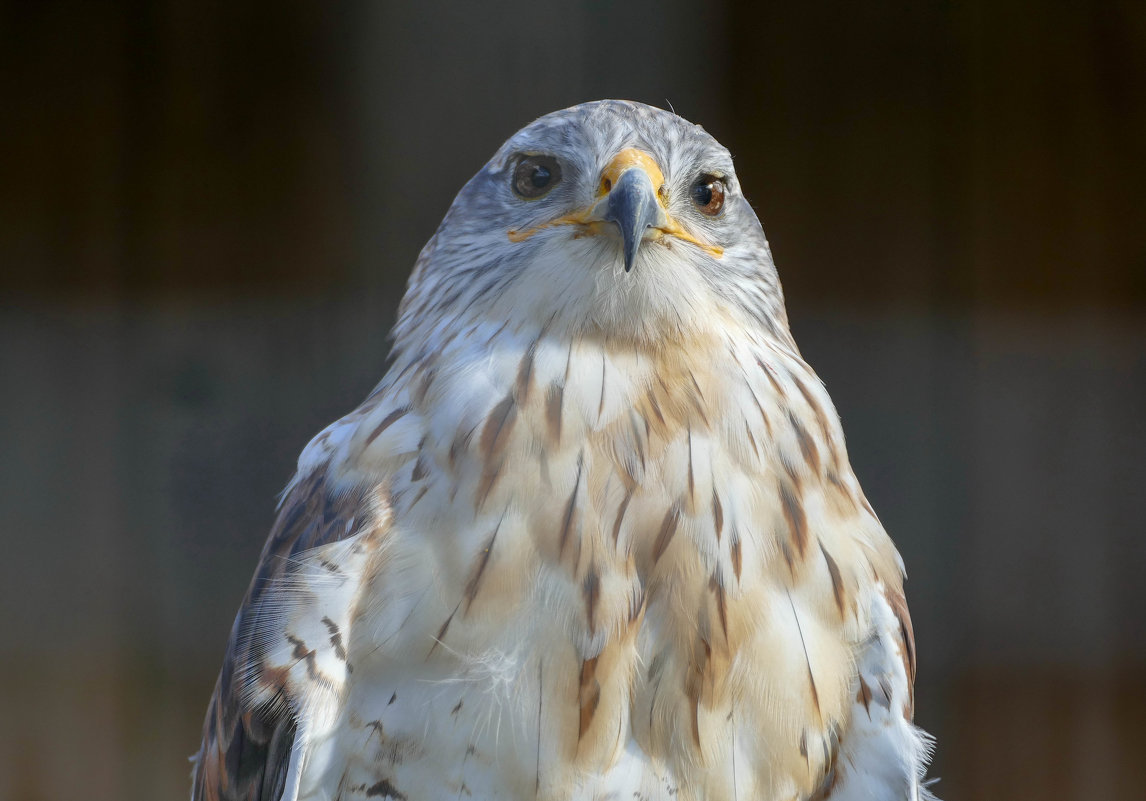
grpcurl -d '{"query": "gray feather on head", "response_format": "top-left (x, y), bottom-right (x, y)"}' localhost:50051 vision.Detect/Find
top-left (395, 100), bottom-right (789, 350)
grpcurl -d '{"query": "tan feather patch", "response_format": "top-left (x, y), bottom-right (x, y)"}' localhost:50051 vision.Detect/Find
top-left (578, 657), bottom-right (602, 741)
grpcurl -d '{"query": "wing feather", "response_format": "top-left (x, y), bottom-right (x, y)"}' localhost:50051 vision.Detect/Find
top-left (819, 580), bottom-right (935, 800)
top-left (883, 585), bottom-right (917, 717)
top-left (191, 468), bottom-right (378, 801)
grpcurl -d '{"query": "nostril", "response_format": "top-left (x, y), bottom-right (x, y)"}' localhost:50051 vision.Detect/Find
top-left (657, 184), bottom-right (667, 201)
top-left (602, 177), bottom-right (612, 193)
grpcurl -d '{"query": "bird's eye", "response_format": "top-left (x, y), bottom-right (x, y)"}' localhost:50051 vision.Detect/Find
top-left (691, 174), bottom-right (726, 216)
top-left (513, 155), bottom-right (562, 199)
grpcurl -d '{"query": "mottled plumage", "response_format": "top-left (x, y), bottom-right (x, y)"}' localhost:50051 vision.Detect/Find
top-left (193, 100), bottom-right (935, 801)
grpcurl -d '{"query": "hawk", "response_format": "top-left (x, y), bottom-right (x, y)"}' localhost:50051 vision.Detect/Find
top-left (192, 100), bottom-right (934, 801)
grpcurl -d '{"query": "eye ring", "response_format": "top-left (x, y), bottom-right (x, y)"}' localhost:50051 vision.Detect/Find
top-left (691, 174), bottom-right (726, 216)
top-left (513, 155), bottom-right (562, 199)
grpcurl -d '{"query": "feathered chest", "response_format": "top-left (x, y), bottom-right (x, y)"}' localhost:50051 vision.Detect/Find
top-left (310, 328), bottom-right (881, 800)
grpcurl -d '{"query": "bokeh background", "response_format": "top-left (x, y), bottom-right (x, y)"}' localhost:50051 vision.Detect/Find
top-left (2, 1), bottom-right (1144, 799)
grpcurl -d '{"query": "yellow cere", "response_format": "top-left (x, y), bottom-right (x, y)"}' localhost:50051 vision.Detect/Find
top-left (599, 148), bottom-right (666, 197)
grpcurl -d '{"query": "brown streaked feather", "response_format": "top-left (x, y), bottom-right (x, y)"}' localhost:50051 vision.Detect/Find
top-left (644, 388), bottom-right (666, 426)
top-left (611, 488), bottom-right (633, 546)
top-left (779, 481), bottom-right (809, 560)
top-left (597, 354), bottom-right (608, 420)
top-left (364, 407), bottom-right (409, 448)
top-left (819, 543), bottom-right (846, 617)
top-left (806, 727), bottom-right (842, 801)
top-left (684, 369), bottom-right (711, 426)
top-left (321, 616), bottom-right (348, 663)
top-left (191, 470), bottom-right (380, 801)
top-left (710, 575), bottom-right (729, 643)
top-left (787, 590), bottom-right (823, 727)
top-left (412, 366), bottom-right (436, 405)
top-left (475, 461), bottom-right (503, 509)
top-left (545, 383), bottom-right (564, 446)
top-left (558, 452), bottom-right (585, 559)
top-left (711, 490), bottom-right (724, 541)
top-left (628, 410), bottom-right (647, 472)
top-left (514, 339), bottom-right (538, 403)
top-left (856, 675), bottom-right (873, 716)
top-left (883, 586), bottom-right (918, 717)
top-left (686, 427), bottom-right (696, 504)
top-left (685, 632), bottom-right (712, 750)
top-left (583, 565), bottom-right (601, 635)
top-left (758, 356), bottom-right (785, 397)
top-left (786, 408), bottom-right (821, 474)
top-left (729, 529), bottom-right (742, 580)
top-left (463, 518), bottom-right (503, 613)
top-left (476, 397), bottom-right (514, 507)
top-left (447, 426), bottom-right (474, 471)
top-left (823, 469), bottom-right (857, 517)
top-left (791, 373), bottom-right (841, 475)
top-left (578, 657), bottom-right (602, 740)
top-left (651, 506), bottom-right (681, 563)
top-left (285, 634), bottom-right (336, 691)
top-left (479, 394), bottom-right (517, 463)
top-left (739, 366), bottom-right (773, 437)
top-left (427, 602), bottom-right (461, 658)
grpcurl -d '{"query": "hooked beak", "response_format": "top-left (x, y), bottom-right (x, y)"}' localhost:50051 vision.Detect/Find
top-left (600, 167), bottom-right (665, 272)
top-left (586, 148), bottom-right (670, 272)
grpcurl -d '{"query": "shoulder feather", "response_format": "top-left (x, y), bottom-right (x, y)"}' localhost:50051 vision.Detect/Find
top-left (191, 468), bottom-right (380, 801)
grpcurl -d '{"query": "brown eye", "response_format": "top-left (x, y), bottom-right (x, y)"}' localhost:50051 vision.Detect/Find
top-left (691, 174), bottom-right (726, 216)
top-left (513, 155), bottom-right (562, 198)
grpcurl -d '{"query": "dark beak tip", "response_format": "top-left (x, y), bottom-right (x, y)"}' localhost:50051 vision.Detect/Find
top-left (622, 240), bottom-right (639, 272)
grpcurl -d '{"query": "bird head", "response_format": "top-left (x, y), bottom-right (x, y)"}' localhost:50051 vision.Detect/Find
top-left (396, 100), bottom-right (790, 350)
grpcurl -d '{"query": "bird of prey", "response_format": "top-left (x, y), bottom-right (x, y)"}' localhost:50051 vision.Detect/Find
top-left (192, 100), bottom-right (934, 801)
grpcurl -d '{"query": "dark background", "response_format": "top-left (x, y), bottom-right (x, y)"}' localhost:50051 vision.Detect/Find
top-left (2, 2), bottom-right (1144, 799)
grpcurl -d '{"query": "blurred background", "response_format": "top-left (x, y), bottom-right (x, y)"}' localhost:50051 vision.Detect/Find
top-left (2, 1), bottom-right (1144, 799)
